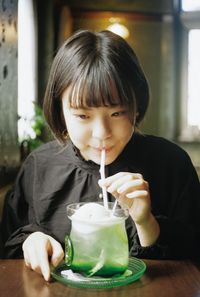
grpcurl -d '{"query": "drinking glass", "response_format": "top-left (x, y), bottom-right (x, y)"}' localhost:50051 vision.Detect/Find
top-left (65, 202), bottom-right (129, 277)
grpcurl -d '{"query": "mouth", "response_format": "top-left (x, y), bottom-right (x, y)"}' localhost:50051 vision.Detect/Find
top-left (92, 146), bottom-right (113, 154)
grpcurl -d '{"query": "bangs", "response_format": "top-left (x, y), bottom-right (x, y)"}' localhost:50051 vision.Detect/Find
top-left (67, 64), bottom-right (131, 109)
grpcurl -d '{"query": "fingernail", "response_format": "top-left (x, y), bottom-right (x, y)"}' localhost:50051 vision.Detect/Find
top-left (117, 187), bottom-right (123, 193)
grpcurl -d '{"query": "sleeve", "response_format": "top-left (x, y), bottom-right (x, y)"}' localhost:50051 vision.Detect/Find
top-left (1, 154), bottom-right (52, 259)
top-left (127, 152), bottom-right (200, 259)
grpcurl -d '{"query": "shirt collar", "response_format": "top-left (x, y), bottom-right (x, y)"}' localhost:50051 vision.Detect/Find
top-left (67, 134), bottom-right (140, 175)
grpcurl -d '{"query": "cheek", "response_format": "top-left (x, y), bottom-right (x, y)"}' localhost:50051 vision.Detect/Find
top-left (67, 122), bottom-right (90, 144)
top-left (114, 121), bottom-right (134, 138)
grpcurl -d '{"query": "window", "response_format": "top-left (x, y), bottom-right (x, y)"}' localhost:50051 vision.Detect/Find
top-left (18, 0), bottom-right (37, 142)
top-left (187, 30), bottom-right (200, 130)
top-left (179, 1), bottom-right (200, 141)
top-left (182, 0), bottom-right (200, 11)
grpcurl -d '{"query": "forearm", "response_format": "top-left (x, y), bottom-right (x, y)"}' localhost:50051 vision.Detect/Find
top-left (127, 214), bottom-right (199, 259)
top-left (134, 213), bottom-right (160, 247)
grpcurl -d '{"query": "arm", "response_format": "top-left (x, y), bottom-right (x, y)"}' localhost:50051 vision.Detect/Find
top-left (1, 155), bottom-right (64, 280)
top-left (99, 160), bottom-right (200, 259)
top-left (2, 155), bottom-right (42, 257)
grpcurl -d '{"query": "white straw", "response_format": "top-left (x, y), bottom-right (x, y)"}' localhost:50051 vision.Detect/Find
top-left (100, 149), bottom-right (108, 209)
top-left (111, 199), bottom-right (118, 216)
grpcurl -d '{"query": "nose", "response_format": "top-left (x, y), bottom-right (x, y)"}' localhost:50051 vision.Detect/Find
top-left (92, 118), bottom-right (112, 141)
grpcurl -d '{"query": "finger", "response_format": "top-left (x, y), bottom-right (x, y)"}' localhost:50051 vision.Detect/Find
top-left (107, 174), bottom-right (133, 193)
top-left (37, 243), bottom-right (51, 281)
top-left (27, 247), bottom-right (42, 274)
top-left (117, 179), bottom-right (148, 194)
top-left (99, 172), bottom-right (143, 187)
top-left (98, 172), bottom-right (125, 187)
top-left (48, 236), bottom-right (64, 267)
top-left (22, 237), bottom-right (39, 271)
top-left (126, 190), bottom-right (149, 199)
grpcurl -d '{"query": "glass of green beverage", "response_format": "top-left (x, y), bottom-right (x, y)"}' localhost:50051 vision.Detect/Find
top-left (65, 202), bottom-right (129, 277)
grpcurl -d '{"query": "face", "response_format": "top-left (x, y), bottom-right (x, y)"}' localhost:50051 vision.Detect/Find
top-left (61, 89), bottom-right (134, 165)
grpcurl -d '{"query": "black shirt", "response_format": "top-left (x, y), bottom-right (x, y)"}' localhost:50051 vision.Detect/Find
top-left (2, 134), bottom-right (200, 259)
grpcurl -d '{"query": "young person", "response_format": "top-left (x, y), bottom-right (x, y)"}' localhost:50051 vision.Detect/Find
top-left (1, 30), bottom-right (200, 281)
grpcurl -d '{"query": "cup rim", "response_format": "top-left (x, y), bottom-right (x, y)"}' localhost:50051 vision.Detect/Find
top-left (66, 201), bottom-right (129, 224)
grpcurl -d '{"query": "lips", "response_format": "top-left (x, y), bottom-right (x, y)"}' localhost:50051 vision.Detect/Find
top-left (92, 146), bottom-right (113, 153)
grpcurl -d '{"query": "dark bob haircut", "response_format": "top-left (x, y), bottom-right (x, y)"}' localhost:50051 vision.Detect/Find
top-left (43, 29), bottom-right (149, 143)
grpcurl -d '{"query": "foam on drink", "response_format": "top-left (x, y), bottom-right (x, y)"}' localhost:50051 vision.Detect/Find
top-left (70, 202), bottom-right (124, 233)
top-left (71, 203), bottom-right (110, 221)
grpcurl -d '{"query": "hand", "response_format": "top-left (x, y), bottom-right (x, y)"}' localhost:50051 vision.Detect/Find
top-left (99, 172), bottom-right (151, 224)
top-left (99, 172), bottom-right (160, 246)
top-left (22, 231), bottom-right (64, 281)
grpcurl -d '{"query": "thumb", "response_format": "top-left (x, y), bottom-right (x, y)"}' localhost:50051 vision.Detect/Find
top-left (47, 236), bottom-right (64, 267)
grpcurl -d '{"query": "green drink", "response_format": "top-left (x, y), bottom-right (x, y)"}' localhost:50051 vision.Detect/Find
top-left (65, 202), bottom-right (129, 277)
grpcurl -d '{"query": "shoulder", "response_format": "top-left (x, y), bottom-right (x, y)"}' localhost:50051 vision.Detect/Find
top-left (132, 134), bottom-right (200, 185)
top-left (135, 133), bottom-right (187, 154)
top-left (22, 140), bottom-right (71, 169)
top-left (19, 141), bottom-right (76, 189)
top-left (134, 133), bottom-right (192, 166)
top-left (30, 140), bottom-right (62, 155)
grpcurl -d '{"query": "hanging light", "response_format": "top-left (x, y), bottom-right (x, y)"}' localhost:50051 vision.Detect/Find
top-left (107, 22), bottom-right (129, 39)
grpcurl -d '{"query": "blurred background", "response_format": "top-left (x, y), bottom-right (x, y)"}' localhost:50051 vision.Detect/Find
top-left (0, 0), bottom-right (200, 216)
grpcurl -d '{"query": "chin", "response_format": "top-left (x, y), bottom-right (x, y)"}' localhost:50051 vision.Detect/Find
top-left (106, 156), bottom-right (117, 165)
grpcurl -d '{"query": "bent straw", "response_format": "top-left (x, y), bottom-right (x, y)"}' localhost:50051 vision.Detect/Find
top-left (100, 149), bottom-right (108, 210)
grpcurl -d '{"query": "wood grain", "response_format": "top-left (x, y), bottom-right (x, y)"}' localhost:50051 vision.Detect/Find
top-left (1, 259), bottom-right (200, 297)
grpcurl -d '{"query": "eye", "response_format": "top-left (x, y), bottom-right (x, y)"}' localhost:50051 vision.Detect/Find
top-left (74, 114), bottom-right (90, 120)
top-left (111, 110), bottom-right (127, 117)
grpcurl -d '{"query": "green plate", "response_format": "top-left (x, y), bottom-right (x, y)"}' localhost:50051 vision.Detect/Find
top-left (51, 257), bottom-right (146, 289)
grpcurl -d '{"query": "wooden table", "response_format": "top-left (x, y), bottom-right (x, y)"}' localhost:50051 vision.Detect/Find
top-left (1, 259), bottom-right (200, 297)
